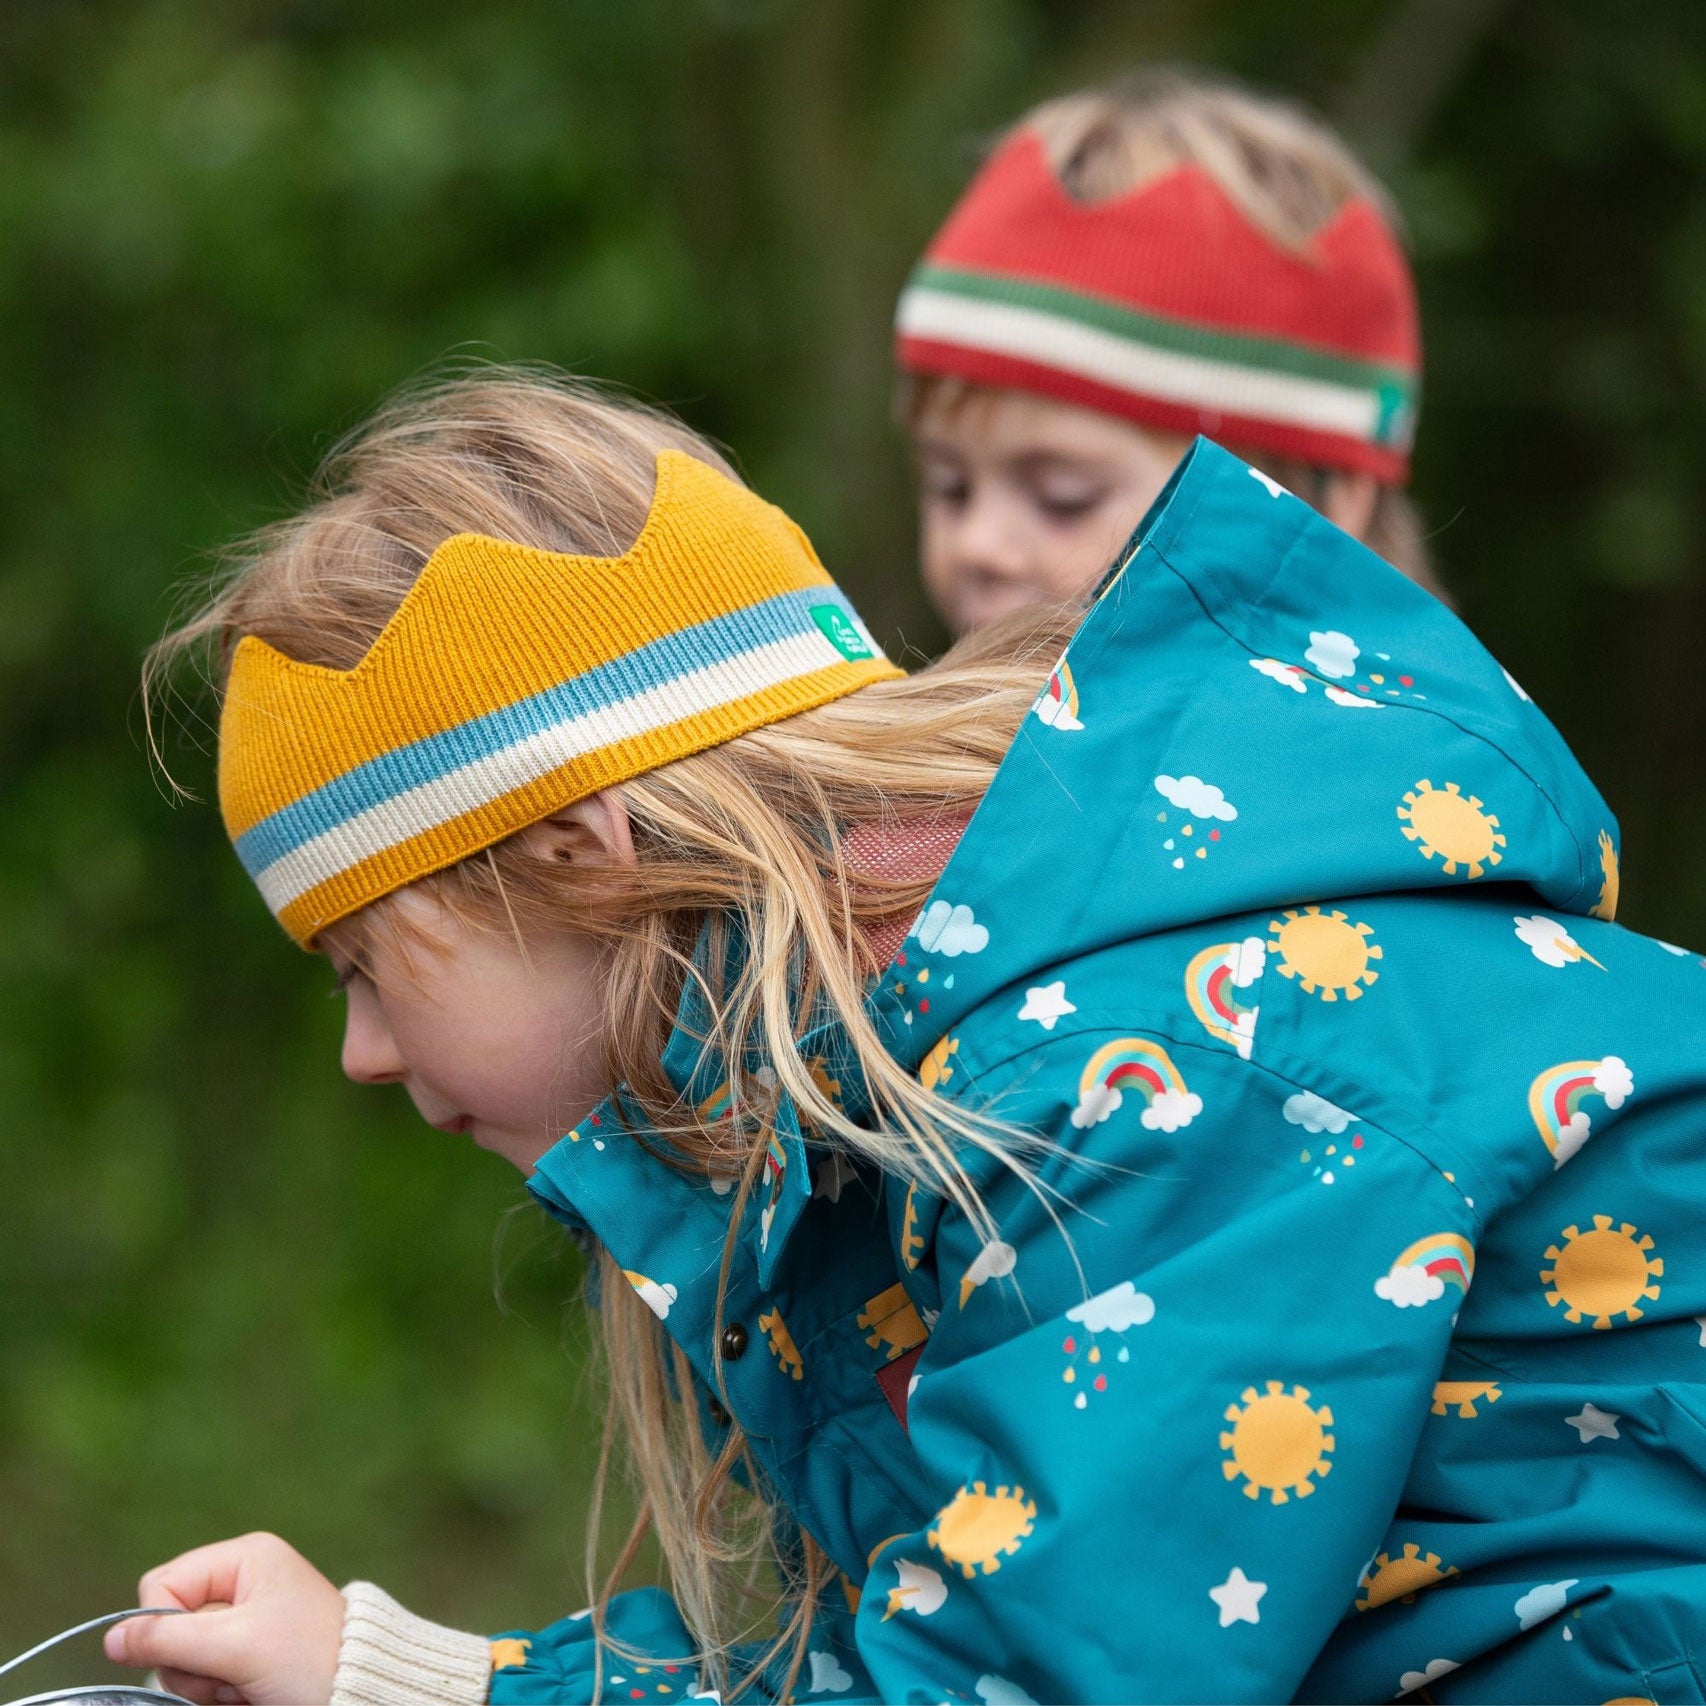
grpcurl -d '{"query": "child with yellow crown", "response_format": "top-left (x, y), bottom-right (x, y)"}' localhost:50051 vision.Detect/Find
top-left (897, 72), bottom-right (1448, 633)
top-left (114, 365), bottom-right (1706, 1704)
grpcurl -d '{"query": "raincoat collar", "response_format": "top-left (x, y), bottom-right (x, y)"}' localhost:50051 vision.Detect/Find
top-left (526, 918), bottom-right (873, 1286)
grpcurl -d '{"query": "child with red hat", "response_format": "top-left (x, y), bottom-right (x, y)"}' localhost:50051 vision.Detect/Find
top-left (896, 72), bottom-right (1445, 633)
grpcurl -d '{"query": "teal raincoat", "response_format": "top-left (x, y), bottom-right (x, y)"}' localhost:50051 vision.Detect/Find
top-left (493, 440), bottom-right (1706, 1704)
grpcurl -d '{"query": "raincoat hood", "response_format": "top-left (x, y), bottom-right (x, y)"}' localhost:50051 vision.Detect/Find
top-left (874, 437), bottom-right (1619, 1072)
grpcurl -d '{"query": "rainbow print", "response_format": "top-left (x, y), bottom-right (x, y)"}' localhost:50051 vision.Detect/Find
top-left (1184, 938), bottom-right (1265, 1059)
top-left (759, 1131), bottom-right (788, 1250)
top-left (1391, 1232), bottom-right (1475, 1296)
top-left (1072, 1037), bottom-right (1202, 1133)
top-left (1528, 1056), bottom-right (1634, 1169)
top-left (697, 1079), bottom-right (734, 1124)
top-left (1033, 658), bottom-right (1083, 730)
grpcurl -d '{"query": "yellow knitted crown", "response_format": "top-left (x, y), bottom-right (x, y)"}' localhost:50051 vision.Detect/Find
top-left (220, 451), bottom-right (902, 946)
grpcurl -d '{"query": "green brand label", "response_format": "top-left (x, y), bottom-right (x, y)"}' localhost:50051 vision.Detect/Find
top-left (1373, 380), bottom-right (1415, 449)
top-left (812, 604), bottom-right (874, 662)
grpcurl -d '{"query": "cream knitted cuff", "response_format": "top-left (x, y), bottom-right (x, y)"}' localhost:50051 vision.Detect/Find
top-left (329, 1581), bottom-right (493, 1706)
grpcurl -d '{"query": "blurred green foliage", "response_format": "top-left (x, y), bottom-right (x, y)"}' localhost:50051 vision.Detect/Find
top-left (2, 0), bottom-right (1703, 1681)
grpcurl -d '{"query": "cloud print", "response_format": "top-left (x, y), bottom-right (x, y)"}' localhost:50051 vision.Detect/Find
top-left (1033, 690), bottom-right (1082, 731)
top-left (964, 1240), bottom-right (1017, 1291)
top-left (1283, 1091), bottom-right (1353, 1134)
top-left (1551, 1110), bottom-right (1592, 1168)
top-left (1594, 1055), bottom-right (1634, 1107)
top-left (1396, 1660), bottom-right (1460, 1697)
top-left (1514, 1579), bottom-right (1578, 1631)
top-left (807, 1652), bottom-right (852, 1694)
top-left (1227, 1011), bottom-right (1257, 1060)
top-left (1324, 685), bottom-right (1382, 709)
top-left (1226, 938), bottom-right (1267, 987)
top-left (1250, 656), bottom-right (1307, 692)
top-left (1071, 1084), bottom-right (1122, 1129)
top-left (1514, 914), bottom-right (1579, 967)
top-left (1141, 1087), bottom-right (1204, 1132)
top-left (1154, 773), bottom-right (1238, 821)
top-left (629, 1276), bottom-right (679, 1320)
top-left (1306, 629), bottom-right (1360, 679)
top-left (1066, 1280), bottom-right (1155, 1333)
top-left (886, 1559), bottom-right (946, 1618)
top-left (976, 1677), bottom-right (1039, 1706)
top-left (909, 899), bottom-right (989, 957)
top-left (1375, 1263), bottom-right (1445, 1308)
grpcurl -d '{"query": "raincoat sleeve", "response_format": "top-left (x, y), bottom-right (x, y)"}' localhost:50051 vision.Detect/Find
top-left (483, 1590), bottom-right (711, 1704)
top-left (329, 1582), bottom-right (724, 1706)
top-left (843, 1036), bottom-right (1479, 1704)
top-left (369, 1049), bottom-right (1477, 1706)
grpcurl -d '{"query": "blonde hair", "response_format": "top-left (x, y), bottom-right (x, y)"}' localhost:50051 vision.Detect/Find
top-left (146, 366), bottom-right (1071, 1695)
top-left (908, 70), bottom-right (1446, 599)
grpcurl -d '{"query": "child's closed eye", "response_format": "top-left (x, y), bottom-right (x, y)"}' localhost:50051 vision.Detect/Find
top-left (1027, 473), bottom-right (1109, 522)
top-left (917, 465), bottom-right (971, 507)
top-left (1033, 488), bottom-right (1106, 522)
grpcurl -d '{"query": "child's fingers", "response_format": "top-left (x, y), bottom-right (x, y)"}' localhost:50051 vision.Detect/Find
top-left (104, 1597), bottom-right (233, 1665)
top-left (137, 1532), bottom-right (279, 1610)
top-left (106, 1605), bottom-right (244, 1680)
top-left (153, 1664), bottom-right (229, 1705)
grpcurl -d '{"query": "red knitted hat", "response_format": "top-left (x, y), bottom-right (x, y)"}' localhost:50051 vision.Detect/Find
top-left (896, 129), bottom-right (1421, 481)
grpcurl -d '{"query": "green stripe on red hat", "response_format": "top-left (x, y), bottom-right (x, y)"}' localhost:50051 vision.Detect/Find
top-left (896, 129), bottom-right (1421, 481)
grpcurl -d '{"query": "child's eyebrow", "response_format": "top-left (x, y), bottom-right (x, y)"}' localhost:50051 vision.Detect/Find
top-left (1008, 449), bottom-right (1114, 479)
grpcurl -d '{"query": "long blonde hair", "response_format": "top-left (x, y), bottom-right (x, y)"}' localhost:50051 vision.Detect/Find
top-left (907, 70), bottom-right (1445, 598)
top-left (146, 366), bottom-right (1071, 1693)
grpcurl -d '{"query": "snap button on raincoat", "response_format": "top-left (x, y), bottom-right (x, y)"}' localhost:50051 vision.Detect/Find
top-left (496, 440), bottom-right (1706, 1705)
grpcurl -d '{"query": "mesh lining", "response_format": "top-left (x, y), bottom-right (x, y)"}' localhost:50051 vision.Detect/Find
top-left (843, 815), bottom-right (970, 972)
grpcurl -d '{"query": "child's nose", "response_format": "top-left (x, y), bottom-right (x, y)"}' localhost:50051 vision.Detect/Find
top-left (950, 486), bottom-right (1033, 582)
top-left (340, 997), bottom-right (406, 1086)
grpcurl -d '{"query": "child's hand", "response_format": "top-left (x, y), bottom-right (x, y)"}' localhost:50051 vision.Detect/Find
top-left (102, 1532), bottom-right (346, 1705)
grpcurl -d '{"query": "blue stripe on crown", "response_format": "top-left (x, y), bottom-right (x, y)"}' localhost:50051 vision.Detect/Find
top-left (234, 585), bottom-right (861, 881)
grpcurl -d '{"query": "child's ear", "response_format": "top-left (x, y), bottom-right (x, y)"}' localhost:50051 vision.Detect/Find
top-left (513, 792), bottom-right (636, 870)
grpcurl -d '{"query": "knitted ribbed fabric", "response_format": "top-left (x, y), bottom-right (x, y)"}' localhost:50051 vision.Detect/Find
top-left (330, 1582), bottom-right (491, 1706)
top-left (895, 129), bottom-right (1421, 480)
top-left (219, 451), bottom-right (904, 946)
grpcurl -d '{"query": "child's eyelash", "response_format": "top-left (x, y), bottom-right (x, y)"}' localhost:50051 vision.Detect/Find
top-left (329, 962), bottom-right (363, 995)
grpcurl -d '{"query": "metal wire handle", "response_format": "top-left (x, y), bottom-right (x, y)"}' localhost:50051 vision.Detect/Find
top-left (0, 1610), bottom-right (191, 1684)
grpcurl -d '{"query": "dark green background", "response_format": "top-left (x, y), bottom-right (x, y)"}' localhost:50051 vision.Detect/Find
top-left (3, 0), bottom-right (1703, 1682)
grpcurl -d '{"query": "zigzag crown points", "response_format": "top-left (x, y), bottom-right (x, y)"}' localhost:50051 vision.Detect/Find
top-left (217, 450), bottom-right (898, 945)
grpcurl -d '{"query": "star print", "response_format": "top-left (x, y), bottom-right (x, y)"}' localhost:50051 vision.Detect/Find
top-left (1565, 1402), bottom-right (1620, 1443)
top-left (1209, 1567), bottom-right (1267, 1627)
top-left (1017, 981), bottom-right (1077, 1031)
top-left (813, 1151), bottom-right (857, 1202)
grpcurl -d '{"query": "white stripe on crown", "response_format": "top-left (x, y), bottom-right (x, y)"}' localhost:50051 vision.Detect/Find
top-left (897, 286), bottom-right (1384, 441)
top-left (257, 626), bottom-right (851, 916)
